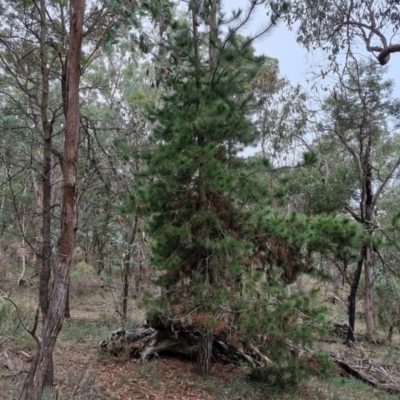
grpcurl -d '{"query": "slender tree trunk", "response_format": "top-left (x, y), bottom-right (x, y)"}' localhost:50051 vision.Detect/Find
top-left (95, 200), bottom-right (111, 275)
top-left (64, 278), bottom-right (71, 319)
top-left (346, 126), bottom-right (376, 344)
top-left (384, 265), bottom-right (399, 340)
top-left (122, 216), bottom-right (138, 321)
top-left (37, 0), bottom-right (55, 387)
top-left (370, 250), bottom-right (379, 285)
top-left (39, 0), bottom-right (51, 323)
top-left (363, 132), bottom-right (376, 342)
top-left (364, 246), bottom-right (376, 342)
top-left (59, 0), bottom-right (71, 317)
top-left (96, 238), bottom-right (106, 274)
top-left (122, 259), bottom-right (129, 320)
top-left (41, 128), bottom-right (52, 321)
top-left (347, 247), bottom-right (365, 342)
top-left (41, 138), bottom-right (54, 387)
top-left (137, 221), bottom-right (149, 294)
top-left (19, 1), bottom-right (85, 397)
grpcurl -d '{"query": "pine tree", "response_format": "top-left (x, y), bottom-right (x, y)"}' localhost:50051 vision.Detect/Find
top-left (141, 1), bottom-right (269, 375)
top-left (138, 0), bottom-right (359, 378)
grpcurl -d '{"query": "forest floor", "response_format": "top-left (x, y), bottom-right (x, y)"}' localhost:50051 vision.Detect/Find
top-left (1, 265), bottom-right (400, 399)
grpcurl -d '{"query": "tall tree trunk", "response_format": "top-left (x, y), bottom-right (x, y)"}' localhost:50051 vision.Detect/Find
top-left (346, 126), bottom-right (376, 344)
top-left (363, 132), bottom-right (376, 342)
top-left (38, 0), bottom-right (54, 387)
top-left (191, 1), bottom-right (211, 374)
top-left (194, 0), bottom-right (218, 376)
top-left (59, 0), bottom-right (71, 316)
top-left (19, 1), bottom-right (85, 398)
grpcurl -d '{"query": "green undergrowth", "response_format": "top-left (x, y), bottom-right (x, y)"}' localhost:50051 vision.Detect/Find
top-left (302, 375), bottom-right (396, 400)
top-left (59, 318), bottom-right (113, 343)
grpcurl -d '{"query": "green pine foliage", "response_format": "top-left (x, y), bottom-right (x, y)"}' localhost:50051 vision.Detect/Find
top-left (142, 29), bottom-right (265, 321)
top-left (136, 1), bottom-right (362, 381)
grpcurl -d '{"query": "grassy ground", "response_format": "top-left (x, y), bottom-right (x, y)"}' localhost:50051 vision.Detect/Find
top-left (1, 269), bottom-right (400, 399)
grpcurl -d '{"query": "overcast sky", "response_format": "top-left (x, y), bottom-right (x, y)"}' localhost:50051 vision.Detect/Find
top-left (225, 0), bottom-right (400, 98)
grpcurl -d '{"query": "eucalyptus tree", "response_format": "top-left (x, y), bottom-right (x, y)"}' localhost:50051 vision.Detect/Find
top-left (308, 60), bottom-right (400, 342)
top-left (0, 0), bottom-right (111, 318)
top-left (251, 58), bottom-right (309, 165)
top-left (0, 0), bottom-right (64, 328)
top-left (0, 0), bottom-right (111, 395)
top-left (269, 0), bottom-right (400, 66)
top-left (19, 0), bottom-right (86, 397)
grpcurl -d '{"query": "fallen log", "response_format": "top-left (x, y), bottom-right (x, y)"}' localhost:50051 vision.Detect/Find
top-left (99, 326), bottom-right (253, 366)
top-left (332, 353), bottom-right (400, 394)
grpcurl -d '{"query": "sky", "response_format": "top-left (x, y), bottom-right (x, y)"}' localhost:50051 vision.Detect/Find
top-left (225, 0), bottom-right (400, 99)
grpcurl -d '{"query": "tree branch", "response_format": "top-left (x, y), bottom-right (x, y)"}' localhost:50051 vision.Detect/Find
top-left (372, 156), bottom-right (400, 208)
top-left (376, 44), bottom-right (400, 65)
